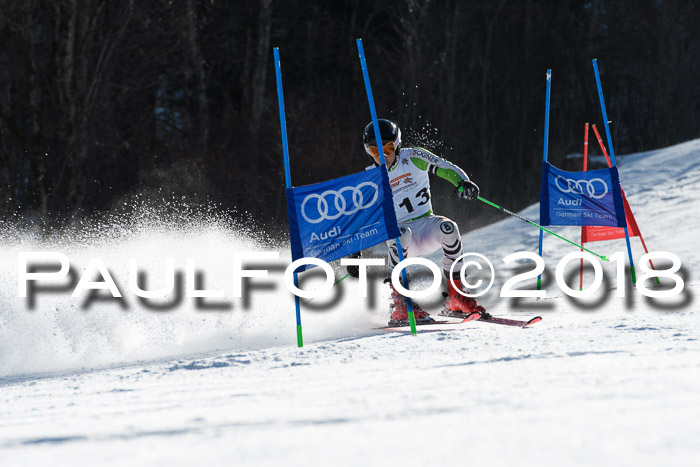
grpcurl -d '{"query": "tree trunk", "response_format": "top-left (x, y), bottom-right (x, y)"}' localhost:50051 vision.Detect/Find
top-left (23, 0), bottom-right (50, 217)
top-left (250, 0), bottom-right (273, 129)
top-left (479, 0), bottom-right (507, 184)
top-left (53, 0), bottom-right (79, 208)
top-left (185, 0), bottom-right (209, 159)
top-left (245, 0), bottom-right (274, 210)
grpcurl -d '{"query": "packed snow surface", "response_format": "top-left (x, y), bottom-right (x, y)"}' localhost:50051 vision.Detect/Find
top-left (1, 140), bottom-right (699, 466)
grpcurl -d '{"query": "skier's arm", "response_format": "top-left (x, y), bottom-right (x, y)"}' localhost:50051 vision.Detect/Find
top-left (409, 147), bottom-right (469, 187)
top-left (409, 147), bottom-right (479, 200)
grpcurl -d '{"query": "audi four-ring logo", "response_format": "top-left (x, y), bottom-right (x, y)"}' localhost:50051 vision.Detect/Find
top-left (300, 182), bottom-right (379, 224)
top-left (554, 175), bottom-right (608, 199)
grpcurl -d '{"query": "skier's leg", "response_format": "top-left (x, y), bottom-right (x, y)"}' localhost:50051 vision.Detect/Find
top-left (385, 226), bottom-right (429, 323)
top-left (435, 217), bottom-right (464, 277)
top-left (426, 216), bottom-right (488, 316)
top-left (401, 215), bottom-right (465, 274)
top-left (401, 215), bottom-right (462, 273)
top-left (386, 226), bottom-right (412, 278)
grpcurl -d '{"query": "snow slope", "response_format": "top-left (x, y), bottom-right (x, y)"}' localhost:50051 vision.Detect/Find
top-left (1, 140), bottom-right (699, 466)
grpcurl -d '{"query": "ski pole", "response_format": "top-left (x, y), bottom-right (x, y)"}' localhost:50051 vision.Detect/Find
top-left (472, 194), bottom-right (609, 262)
top-left (334, 273), bottom-right (349, 286)
top-left (300, 273), bottom-right (350, 305)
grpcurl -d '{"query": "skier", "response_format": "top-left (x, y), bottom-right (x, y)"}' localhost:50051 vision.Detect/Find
top-left (347, 119), bottom-right (488, 325)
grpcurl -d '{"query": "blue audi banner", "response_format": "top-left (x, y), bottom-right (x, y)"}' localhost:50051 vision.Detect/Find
top-left (540, 161), bottom-right (626, 227)
top-left (286, 166), bottom-right (400, 271)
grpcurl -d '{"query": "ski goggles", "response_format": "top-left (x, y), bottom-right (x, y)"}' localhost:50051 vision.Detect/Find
top-left (367, 141), bottom-right (395, 157)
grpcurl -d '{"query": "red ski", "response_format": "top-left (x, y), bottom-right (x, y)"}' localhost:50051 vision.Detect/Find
top-left (439, 310), bottom-right (542, 328)
top-left (477, 314), bottom-right (542, 328)
top-left (377, 311), bottom-right (481, 331)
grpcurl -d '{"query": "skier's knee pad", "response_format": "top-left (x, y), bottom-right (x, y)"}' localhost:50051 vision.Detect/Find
top-left (438, 219), bottom-right (460, 244)
top-left (438, 219), bottom-right (462, 276)
top-left (386, 226), bottom-right (413, 249)
top-left (399, 226), bottom-right (413, 243)
top-left (386, 226), bottom-right (413, 269)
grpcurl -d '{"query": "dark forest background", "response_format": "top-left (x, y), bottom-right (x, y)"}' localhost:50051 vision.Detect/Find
top-left (1, 0), bottom-right (699, 235)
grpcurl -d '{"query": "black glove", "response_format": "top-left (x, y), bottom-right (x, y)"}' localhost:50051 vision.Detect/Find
top-left (457, 179), bottom-right (479, 201)
top-left (345, 251), bottom-right (362, 278)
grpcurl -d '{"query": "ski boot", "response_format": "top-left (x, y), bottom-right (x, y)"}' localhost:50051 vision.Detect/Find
top-left (442, 277), bottom-right (491, 320)
top-left (387, 279), bottom-right (433, 326)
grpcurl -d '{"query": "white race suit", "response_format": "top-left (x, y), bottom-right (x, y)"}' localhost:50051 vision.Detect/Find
top-left (366, 147), bottom-right (472, 277)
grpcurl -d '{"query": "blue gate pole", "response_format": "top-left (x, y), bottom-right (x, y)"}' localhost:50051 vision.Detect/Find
top-left (537, 69), bottom-right (551, 291)
top-left (592, 59), bottom-right (636, 285)
top-left (273, 47), bottom-right (304, 347)
top-left (356, 38), bottom-right (417, 334)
